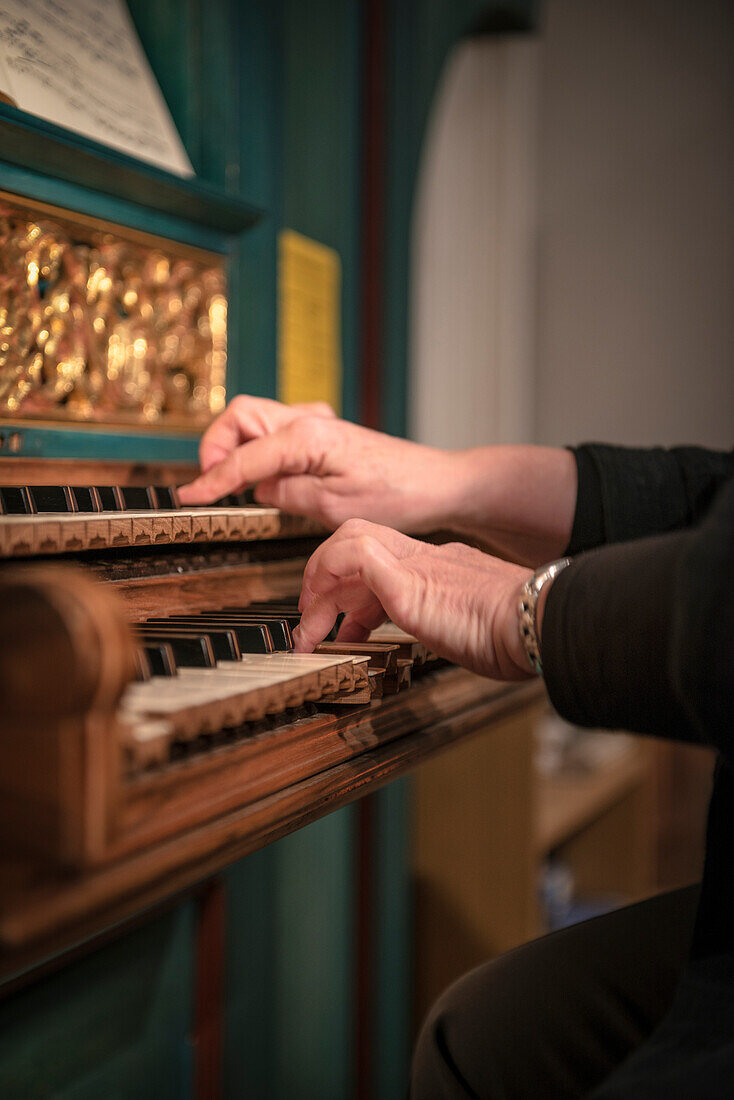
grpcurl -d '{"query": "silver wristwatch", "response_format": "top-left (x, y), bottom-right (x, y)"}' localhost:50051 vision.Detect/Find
top-left (518, 557), bottom-right (571, 676)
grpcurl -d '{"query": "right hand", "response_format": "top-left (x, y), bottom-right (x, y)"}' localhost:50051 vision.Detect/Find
top-left (177, 395), bottom-right (463, 533)
top-left (294, 519), bottom-right (534, 681)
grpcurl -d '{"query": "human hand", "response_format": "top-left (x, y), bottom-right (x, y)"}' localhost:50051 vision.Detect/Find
top-left (178, 394), bottom-right (463, 533)
top-left (294, 519), bottom-right (535, 681)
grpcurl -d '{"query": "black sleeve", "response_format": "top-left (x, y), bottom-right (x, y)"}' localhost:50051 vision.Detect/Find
top-left (567, 443), bottom-right (734, 554)
top-left (543, 478), bottom-right (734, 761)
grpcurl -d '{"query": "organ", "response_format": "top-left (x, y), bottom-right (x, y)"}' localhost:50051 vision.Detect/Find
top-left (0, 461), bottom-right (539, 972)
top-left (0, 4), bottom-right (547, 1093)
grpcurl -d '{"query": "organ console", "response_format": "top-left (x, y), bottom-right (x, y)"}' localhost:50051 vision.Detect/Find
top-left (0, 7), bottom-right (548, 1092)
top-left (0, 457), bottom-right (541, 974)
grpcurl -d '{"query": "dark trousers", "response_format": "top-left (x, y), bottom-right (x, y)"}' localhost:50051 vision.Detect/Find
top-left (410, 884), bottom-right (700, 1099)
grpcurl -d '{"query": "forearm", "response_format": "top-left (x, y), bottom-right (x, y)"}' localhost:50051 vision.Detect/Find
top-left (444, 445), bottom-right (578, 566)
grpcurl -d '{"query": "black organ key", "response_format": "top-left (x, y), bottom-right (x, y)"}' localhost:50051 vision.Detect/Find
top-left (138, 624), bottom-right (241, 661)
top-left (147, 616), bottom-right (274, 654)
top-left (134, 648), bottom-right (153, 682)
top-left (151, 485), bottom-right (180, 510)
top-left (26, 486), bottom-right (77, 513)
top-left (0, 486), bottom-right (33, 514)
top-left (246, 599), bottom-right (300, 609)
top-left (211, 490), bottom-right (257, 508)
top-left (139, 642), bottom-right (178, 677)
top-left (120, 486), bottom-right (156, 511)
top-left (70, 486), bottom-right (102, 512)
top-left (94, 486), bottom-right (123, 511)
top-left (135, 631), bottom-right (216, 668)
top-left (221, 601), bottom-right (341, 641)
top-left (174, 612), bottom-right (293, 651)
top-left (222, 605), bottom-right (302, 628)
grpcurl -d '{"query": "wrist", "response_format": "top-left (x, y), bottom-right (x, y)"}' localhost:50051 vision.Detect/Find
top-left (494, 569), bottom-right (536, 680)
top-left (517, 557), bottom-right (572, 676)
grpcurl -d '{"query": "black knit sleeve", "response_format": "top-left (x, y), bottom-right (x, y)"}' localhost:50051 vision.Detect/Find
top-left (543, 478), bottom-right (734, 761)
top-left (566, 444), bottom-right (734, 554)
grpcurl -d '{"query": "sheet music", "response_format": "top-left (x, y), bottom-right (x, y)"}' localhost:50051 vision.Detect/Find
top-left (0, 0), bottom-right (193, 177)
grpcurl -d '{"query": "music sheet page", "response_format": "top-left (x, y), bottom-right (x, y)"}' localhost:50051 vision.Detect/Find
top-left (0, 0), bottom-right (193, 176)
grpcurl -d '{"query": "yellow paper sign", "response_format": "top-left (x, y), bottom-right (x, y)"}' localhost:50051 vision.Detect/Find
top-left (278, 229), bottom-right (342, 413)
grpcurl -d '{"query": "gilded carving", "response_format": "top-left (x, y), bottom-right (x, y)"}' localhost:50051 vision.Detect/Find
top-left (0, 197), bottom-right (227, 427)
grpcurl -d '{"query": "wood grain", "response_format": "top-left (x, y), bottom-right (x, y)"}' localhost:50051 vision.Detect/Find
top-left (0, 456), bottom-right (199, 486)
top-left (0, 675), bottom-right (542, 961)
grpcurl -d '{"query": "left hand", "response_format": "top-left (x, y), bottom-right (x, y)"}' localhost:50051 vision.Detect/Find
top-left (294, 520), bottom-right (535, 681)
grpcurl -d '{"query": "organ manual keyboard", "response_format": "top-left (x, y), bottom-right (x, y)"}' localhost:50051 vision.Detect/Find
top-left (0, 457), bottom-right (541, 973)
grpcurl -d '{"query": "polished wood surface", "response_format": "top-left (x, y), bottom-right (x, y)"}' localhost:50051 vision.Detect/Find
top-left (0, 457), bottom-right (199, 486)
top-left (0, 460), bottom-right (543, 976)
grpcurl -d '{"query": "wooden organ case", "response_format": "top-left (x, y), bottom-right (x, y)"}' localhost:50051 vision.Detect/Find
top-left (0, 6), bottom-right (544, 1095)
top-left (0, 194), bottom-right (538, 978)
top-left (0, 458), bottom-right (538, 967)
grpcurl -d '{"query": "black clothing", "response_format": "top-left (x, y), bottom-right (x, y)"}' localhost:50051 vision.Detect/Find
top-left (411, 886), bottom-right (699, 1099)
top-left (544, 443), bottom-right (734, 1097)
top-left (411, 443), bottom-right (734, 1098)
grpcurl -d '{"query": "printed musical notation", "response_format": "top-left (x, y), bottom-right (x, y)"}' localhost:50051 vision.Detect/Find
top-left (0, 0), bottom-right (193, 176)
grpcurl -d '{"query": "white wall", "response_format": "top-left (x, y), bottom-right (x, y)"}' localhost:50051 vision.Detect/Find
top-left (535, 0), bottom-right (734, 449)
top-left (410, 38), bottom-right (538, 449)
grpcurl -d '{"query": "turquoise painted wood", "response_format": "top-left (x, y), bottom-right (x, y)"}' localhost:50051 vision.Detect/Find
top-left (282, 0), bottom-right (362, 421)
top-left (0, 425), bottom-right (200, 463)
top-left (227, 0), bottom-right (284, 401)
top-left (223, 809), bottom-right (356, 1099)
top-left (371, 779), bottom-right (414, 1099)
top-left (0, 905), bottom-right (195, 1100)
top-left (0, 102), bottom-right (262, 236)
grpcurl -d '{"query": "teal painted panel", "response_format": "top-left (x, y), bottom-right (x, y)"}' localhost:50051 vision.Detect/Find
top-left (226, 0), bottom-right (284, 401)
top-left (274, 807), bottom-right (355, 1099)
top-left (372, 779), bottom-right (413, 1100)
top-left (0, 103), bottom-right (261, 237)
top-left (0, 425), bottom-right (199, 463)
top-left (222, 847), bottom-right (278, 1096)
top-left (282, 0), bottom-right (361, 421)
top-left (224, 807), bottom-right (356, 1100)
top-left (0, 904), bottom-right (195, 1100)
top-left (0, 162), bottom-right (233, 254)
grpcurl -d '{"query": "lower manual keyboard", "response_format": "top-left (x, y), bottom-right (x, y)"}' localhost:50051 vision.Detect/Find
top-left (120, 651), bottom-right (372, 770)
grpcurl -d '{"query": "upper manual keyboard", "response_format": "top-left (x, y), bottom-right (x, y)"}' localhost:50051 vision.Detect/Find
top-left (0, 485), bottom-right (322, 557)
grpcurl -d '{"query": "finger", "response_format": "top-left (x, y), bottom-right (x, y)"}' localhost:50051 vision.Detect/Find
top-left (301, 534), bottom-right (406, 621)
top-left (293, 594), bottom-right (340, 652)
top-left (179, 422), bottom-right (315, 504)
top-left (254, 475), bottom-right (328, 521)
top-left (299, 522), bottom-right (417, 609)
top-left (336, 605), bottom-right (387, 642)
top-left (199, 397), bottom-right (336, 473)
top-left (198, 404), bottom-right (251, 474)
top-left (296, 583), bottom-right (386, 651)
top-left (197, 396), bottom-right (285, 472)
top-left (335, 619), bottom-right (371, 643)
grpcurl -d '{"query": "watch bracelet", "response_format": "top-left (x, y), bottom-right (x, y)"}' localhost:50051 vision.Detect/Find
top-left (518, 557), bottom-right (571, 676)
